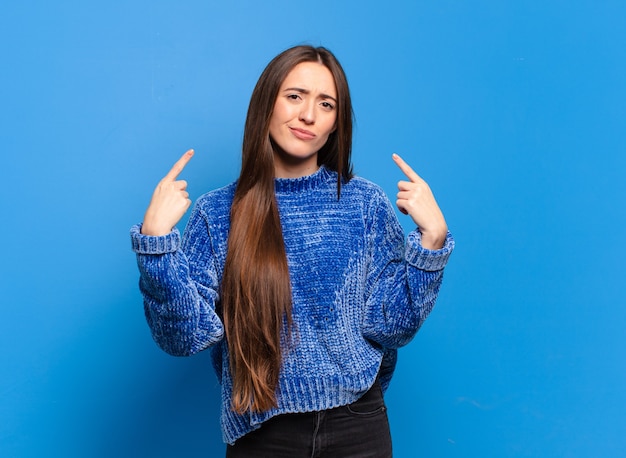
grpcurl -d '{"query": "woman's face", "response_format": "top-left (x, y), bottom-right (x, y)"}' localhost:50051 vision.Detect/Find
top-left (269, 61), bottom-right (338, 178)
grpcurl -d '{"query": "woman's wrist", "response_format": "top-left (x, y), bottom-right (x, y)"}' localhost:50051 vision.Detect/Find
top-left (419, 227), bottom-right (447, 250)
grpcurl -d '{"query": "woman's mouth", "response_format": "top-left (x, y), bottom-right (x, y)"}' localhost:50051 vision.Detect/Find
top-left (289, 127), bottom-right (316, 140)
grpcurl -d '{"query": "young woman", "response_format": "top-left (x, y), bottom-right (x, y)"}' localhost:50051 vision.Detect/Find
top-left (131, 45), bottom-right (454, 457)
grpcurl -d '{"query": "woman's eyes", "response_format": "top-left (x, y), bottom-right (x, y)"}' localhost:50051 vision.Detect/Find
top-left (286, 94), bottom-right (334, 110)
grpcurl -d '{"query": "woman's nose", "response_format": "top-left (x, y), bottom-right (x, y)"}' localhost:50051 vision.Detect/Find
top-left (299, 101), bottom-right (315, 124)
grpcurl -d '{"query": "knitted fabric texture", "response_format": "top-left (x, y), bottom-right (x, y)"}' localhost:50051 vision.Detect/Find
top-left (130, 165), bottom-right (454, 444)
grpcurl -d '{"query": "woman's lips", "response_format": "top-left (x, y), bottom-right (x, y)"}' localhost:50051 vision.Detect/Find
top-left (289, 127), bottom-right (316, 140)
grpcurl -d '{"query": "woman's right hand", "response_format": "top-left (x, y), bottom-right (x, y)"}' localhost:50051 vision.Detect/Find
top-left (141, 149), bottom-right (194, 236)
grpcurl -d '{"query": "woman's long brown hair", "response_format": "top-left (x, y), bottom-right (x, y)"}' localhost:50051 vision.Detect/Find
top-left (221, 45), bottom-right (354, 413)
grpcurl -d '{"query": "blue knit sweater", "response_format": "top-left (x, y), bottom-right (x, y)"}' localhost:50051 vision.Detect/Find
top-left (130, 165), bottom-right (454, 444)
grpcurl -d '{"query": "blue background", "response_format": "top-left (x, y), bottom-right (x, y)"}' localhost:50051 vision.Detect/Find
top-left (2, 1), bottom-right (625, 457)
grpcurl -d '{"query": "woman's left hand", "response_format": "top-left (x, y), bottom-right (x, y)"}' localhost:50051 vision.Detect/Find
top-left (393, 153), bottom-right (448, 250)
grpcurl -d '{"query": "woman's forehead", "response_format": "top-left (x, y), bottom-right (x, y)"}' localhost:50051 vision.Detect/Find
top-left (280, 62), bottom-right (337, 97)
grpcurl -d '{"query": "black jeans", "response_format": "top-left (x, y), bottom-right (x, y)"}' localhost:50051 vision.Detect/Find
top-left (226, 381), bottom-right (392, 458)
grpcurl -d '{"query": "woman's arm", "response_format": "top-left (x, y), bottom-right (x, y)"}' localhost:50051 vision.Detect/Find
top-left (131, 205), bottom-right (225, 356)
top-left (131, 150), bottom-right (224, 356)
top-left (361, 169), bottom-right (454, 349)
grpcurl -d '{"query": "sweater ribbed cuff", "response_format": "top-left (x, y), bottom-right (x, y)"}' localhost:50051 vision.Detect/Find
top-left (405, 230), bottom-right (455, 271)
top-left (130, 224), bottom-right (181, 254)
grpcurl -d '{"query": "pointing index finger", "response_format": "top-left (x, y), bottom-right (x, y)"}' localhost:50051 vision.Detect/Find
top-left (163, 149), bottom-right (194, 182)
top-left (392, 153), bottom-right (421, 182)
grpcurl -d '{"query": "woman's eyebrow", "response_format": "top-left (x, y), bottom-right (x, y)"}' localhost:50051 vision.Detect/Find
top-left (283, 87), bottom-right (337, 103)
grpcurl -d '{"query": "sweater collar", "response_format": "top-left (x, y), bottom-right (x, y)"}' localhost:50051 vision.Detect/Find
top-left (274, 165), bottom-right (335, 194)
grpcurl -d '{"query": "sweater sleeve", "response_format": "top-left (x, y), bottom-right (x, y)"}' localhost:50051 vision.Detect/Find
top-left (361, 191), bottom-right (454, 349)
top-left (130, 204), bottom-right (225, 356)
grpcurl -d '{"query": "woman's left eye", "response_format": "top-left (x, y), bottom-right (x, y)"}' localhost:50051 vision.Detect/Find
top-left (321, 101), bottom-right (335, 110)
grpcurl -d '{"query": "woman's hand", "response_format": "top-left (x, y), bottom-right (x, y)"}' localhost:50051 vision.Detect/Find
top-left (393, 153), bottom-right (448, 250)
top-left (141, 149), bottom-right (194, 236)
